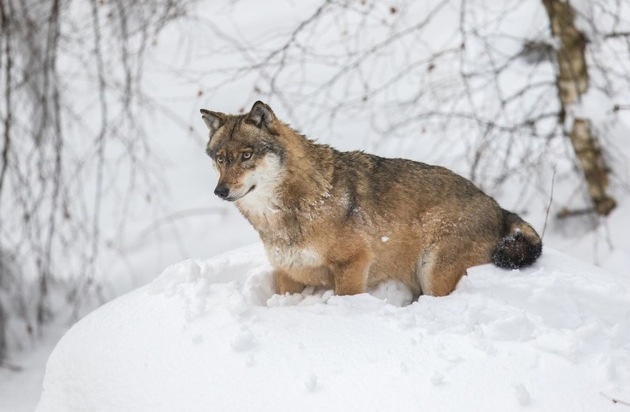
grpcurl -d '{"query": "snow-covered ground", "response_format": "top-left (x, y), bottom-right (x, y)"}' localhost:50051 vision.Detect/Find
top-left (35, 245), bottom-right (630, 411)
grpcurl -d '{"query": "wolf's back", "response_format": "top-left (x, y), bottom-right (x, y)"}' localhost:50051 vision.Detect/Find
top-left (491, 209), bottom-right (542, 269)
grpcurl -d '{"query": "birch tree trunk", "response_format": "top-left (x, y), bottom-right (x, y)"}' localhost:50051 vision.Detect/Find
top-left (542, 0), bottom-right (616, 216)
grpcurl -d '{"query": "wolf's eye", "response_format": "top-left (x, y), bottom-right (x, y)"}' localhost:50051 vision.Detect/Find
top-left (216, 155), bottom-right (225, 164)
top-left (242, 152), bottom-right (252, 161)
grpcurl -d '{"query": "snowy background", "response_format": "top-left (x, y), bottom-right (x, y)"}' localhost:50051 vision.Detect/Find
top-left (1, 0), bottom-right (630, 411)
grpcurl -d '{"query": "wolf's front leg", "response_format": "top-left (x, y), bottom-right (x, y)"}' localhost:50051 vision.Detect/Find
top-left (273, 269), bottom-right (306, 295)
top-left (332, 251), bottom-right (372, 295)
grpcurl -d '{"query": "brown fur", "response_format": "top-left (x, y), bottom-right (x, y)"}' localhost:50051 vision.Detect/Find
top-left (200, 102), bottom-right (542, 298)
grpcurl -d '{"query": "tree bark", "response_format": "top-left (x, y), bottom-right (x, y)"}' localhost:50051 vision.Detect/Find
top-left (542, 0), bottom-right (616, 216)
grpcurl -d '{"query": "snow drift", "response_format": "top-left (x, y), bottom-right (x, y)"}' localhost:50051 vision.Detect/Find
top-left (36, 245), bottom-right (630, 411)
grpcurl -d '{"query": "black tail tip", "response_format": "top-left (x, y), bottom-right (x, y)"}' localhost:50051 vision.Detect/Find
top-left (492, 232), bottom-right (542, 270)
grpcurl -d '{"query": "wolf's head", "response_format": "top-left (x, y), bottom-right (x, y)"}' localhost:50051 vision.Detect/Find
top-left (200, 101), bottom-right (285, 205)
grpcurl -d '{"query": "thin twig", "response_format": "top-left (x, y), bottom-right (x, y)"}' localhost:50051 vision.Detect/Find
top-left (0, 0), bottom-right (12, 200)
top-left (38, 0), bottom-right (62, 328)
top-left (600, 392), bottom-right (630, 407)
top-left (541, 168), bottom-right (556, 239)
top-left (557, 207), bottom-right (596, 218)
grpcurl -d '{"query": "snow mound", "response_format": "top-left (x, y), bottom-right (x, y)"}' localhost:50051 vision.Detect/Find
top-left (36, 245), bottom-right (630, 411)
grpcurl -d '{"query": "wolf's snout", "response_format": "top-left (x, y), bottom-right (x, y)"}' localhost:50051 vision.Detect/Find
top-left (214, 184), bottom-right (229, 199)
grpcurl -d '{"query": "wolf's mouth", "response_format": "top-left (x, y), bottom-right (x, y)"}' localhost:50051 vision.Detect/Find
top-left (228, 185), bottom-right (256, 202)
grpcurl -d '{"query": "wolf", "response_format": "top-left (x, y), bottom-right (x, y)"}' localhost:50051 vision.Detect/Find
top-left (200, 101), bottom-right (542, 298)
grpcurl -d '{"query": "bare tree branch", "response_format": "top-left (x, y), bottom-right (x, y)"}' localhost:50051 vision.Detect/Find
top-left (0, 0), bottom-right (12, 199)
top-left (0, 0), bottom-right (195, 360)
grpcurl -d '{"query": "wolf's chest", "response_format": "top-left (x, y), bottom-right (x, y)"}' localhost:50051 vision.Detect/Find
top-left (266, 244), bottom-right (324, 269)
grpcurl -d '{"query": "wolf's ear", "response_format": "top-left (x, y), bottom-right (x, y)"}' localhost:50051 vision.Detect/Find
top-left (245, 101), bottom-right (277, 130)
top-left (200, 109), bottom-right (226, 137)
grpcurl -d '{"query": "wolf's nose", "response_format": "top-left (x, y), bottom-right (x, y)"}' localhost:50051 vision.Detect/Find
top-left (214, 185), bottom-right (229, 199)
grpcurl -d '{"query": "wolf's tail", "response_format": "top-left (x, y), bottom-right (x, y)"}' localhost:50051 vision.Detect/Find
top-left (492, 209), bottom-right (542, 269)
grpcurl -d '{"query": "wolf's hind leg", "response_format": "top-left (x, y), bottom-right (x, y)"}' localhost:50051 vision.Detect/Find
top-left (274, 269), bottom-right (306, 295)
top-left (417, 247), bottom-right (467, 297)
